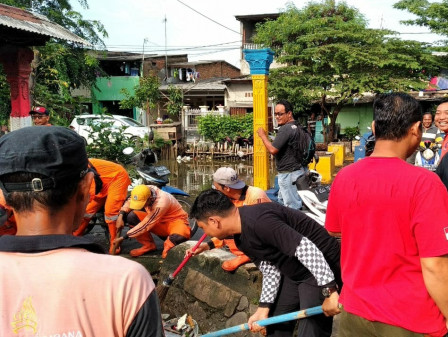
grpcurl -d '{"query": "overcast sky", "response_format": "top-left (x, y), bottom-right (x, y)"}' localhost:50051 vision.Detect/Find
top-left (73, 0), bottom-right (443, 68)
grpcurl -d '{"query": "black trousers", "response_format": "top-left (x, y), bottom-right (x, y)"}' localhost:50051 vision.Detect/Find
top-left (267, 276), bottom-right (333, 337)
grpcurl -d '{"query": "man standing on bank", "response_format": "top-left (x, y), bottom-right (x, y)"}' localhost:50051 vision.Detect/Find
top-left (326, 93), bottom-right (448, 337)
top-left (0, 126), bottom-right (163, 336)
top-left (191, 189), bottom-right (341, 337)
top-left (257, 100), bottom-right (304, 209)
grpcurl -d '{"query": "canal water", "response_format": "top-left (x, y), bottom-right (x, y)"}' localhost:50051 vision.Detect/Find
top-left (87, 158), bottom-right (277, 248)
top-left (158, 158), bottom-right (278, 200)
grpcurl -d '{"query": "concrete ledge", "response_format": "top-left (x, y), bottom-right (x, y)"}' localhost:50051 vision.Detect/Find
top-left (159, 241), bottom-right (262, 335)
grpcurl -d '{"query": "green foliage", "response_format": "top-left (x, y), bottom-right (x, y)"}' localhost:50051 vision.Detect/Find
top-left (120, 75), bottom-right (160, 111)
top-left (0, 65), bottom-right (10, 126)
top-left (254, 0), bottom-right (448, 141)
top-left (1, 0), bottom-right (108, 46)
top-left (0, 0), bottom-right (106, 125)
top-left (394, 0), bottom-right (448, 41)
top-left (85, 119), bottom-right (143, 164)
top-left (150, 130), bottom-right (171, 151)
top-left (166, 85), bottom-right (183, 117)
top-left (197, 113), bottom-right (253, 143)
top-left (343, 126), bottom-right (359, 141)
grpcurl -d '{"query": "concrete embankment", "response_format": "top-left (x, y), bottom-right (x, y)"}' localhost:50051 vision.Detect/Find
top-left (136, 241), bottom-right (262, 337)
top-left (135, 241), bottom-right (339, 337)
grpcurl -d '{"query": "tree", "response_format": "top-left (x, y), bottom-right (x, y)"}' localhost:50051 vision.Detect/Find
top-left (119, 75), bottom-right (161, 114)
top-left (0, 65), bottom-right (10, 126)
top-left (0, 0), bottom-right (107, 125)
top-left (1, 0), bottom-right (107, 46)
top-left (254, 1), bottom-right (448, 142)
top-left (394, 0), bottom-right (448, 40)
top-left (121, 80), bottom-right (185, 121)
top-left (165, 85), bottom-right (183, 118)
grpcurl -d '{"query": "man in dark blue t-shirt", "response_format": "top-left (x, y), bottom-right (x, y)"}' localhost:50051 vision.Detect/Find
top-left (257, 100), bottom-right (304, 209)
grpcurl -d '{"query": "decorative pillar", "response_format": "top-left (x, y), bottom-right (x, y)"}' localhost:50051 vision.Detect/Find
top-left (0, 46), bottom-right (34, 130)
top-left (243, 48), bottom-right (274, 190)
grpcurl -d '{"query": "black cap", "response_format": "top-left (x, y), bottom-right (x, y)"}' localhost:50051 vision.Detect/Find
top-left (0, 126), bottom-right (88, 192)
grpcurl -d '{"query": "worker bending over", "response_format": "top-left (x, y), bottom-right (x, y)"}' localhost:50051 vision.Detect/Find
top-left (115, 185), bottom-right (191, 258)
top-left (73, 158), bottom-right (131, 254)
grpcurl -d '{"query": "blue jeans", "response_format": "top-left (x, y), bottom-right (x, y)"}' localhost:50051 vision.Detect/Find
top-left (278, 169), bottom-right (304, 210)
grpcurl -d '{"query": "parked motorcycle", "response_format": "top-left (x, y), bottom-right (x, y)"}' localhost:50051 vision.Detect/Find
top-left (84, 147), bottom-right (198, 239)
top-left (294, 170), bottom-right (329, 226)
top-left (415, 140), bottom-right (440, 171)
top-left (265, 170), bottom-right (328, 226)
top-left (355, 130), bottom-right (375, 157)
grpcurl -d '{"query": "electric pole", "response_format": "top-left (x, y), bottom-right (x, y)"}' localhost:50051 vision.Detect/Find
top-left (164, 15), bottom-right (168, 80)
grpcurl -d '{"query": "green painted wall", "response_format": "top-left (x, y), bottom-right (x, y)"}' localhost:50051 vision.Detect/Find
top-left (336, 103), bottom-right (373, 135)
top-left (91, 76), bottom-right (139, 115)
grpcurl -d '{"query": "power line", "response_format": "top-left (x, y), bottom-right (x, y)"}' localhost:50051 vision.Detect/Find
top-left (96, 40), bottom-right (241, 53)
top-left (175, 0), bottom-right (241, 35)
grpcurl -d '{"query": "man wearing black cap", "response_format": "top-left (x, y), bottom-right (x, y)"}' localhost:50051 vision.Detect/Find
top-left (0, 126), bottom-right (163, 336)
top-left (30, 106), bottom-right (51, 126)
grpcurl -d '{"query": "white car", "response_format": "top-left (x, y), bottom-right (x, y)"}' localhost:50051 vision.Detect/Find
top-left (69, 114), bottom-right (152, 144)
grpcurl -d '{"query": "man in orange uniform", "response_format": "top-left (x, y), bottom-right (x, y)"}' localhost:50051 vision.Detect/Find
top-left (73, 158), bottom-right (131, 254)
top-left (114, 185), bottom-right (191, 258)
top-left (187, 167), bottom-right (271, 271)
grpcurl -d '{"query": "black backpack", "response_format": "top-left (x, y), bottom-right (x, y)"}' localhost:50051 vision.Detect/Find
top-left (292, 122), bottom-right (318, 167)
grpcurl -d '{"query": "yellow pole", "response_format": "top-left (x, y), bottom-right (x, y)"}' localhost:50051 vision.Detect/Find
top-left (251, 74), bottom-right (269, 190)
top-left (244, 49), bottom-right (274, 190)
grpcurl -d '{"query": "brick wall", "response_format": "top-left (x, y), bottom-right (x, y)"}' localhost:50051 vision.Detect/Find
top-left (195, 61), bottom-right (240, 80)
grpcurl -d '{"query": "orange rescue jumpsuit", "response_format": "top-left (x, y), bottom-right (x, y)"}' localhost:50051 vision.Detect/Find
top-left (127, 186), bottom-right (191, 258)
top-left (73, 158), bottom-right (131, 253)
top-left (210, 186), bottom-right (271, 271)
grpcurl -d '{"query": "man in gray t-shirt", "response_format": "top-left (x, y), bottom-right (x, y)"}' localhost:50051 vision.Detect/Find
top-left (257, 100), bottom-right (304, 209)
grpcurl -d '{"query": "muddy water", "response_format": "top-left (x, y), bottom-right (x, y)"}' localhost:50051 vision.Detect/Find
top-left (158, 158), bottom-right (278, 199)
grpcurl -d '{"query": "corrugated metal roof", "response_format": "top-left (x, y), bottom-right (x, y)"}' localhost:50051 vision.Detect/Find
top-left (159, 78), bottom-right (228, 91)
top-left (0, 4), bottom-right (90, 46)
top-left (234, 13), bottom-right (280, 22)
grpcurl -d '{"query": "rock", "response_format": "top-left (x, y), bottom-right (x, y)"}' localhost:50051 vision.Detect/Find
top-left (184, 269), bottom-right (241, 316)
top-left (187, 301), bottom-right (207, 323)
top-left (226, 312), bottom-right (248, 328)
top-left (249, 304), bottom-right (258, 316)
top-left (225, 312), bottom-right (251, 337)
top-left (128, 255), bottom-right (161, 275)
top-left (151, 241), bottom-right (263, 334)
top-left (237, 296), bottom-right (249, 311)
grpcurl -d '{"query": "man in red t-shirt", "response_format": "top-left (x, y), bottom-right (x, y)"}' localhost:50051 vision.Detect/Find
top-left (326, 93), bottom-right (448, 337)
